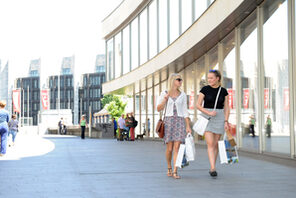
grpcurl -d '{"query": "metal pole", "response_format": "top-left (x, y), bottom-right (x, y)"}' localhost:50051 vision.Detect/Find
top-left (22, 88), bottom-right (24, 126)
top-left (27, 85), bottom-right (29, 125)
top-left (89, 105), bottom-right (92, 138)
top-left (80, 97), bottom-right (82, 120)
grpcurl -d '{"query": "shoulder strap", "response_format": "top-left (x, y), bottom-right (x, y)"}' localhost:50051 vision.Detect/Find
top-left (213, 87), bottom-right (222, 111)
top-left (162, 91), bottom-right (168, 120)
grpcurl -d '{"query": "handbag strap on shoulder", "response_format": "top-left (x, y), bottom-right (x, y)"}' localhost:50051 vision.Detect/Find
top-left (213, 87), bottom-right (222, 111)
top-left (162, 91), bottom-right (168, 120)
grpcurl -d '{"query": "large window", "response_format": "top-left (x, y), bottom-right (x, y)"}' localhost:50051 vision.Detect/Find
top-left (149, 0), bottom-right (157, 58)
top-left (140, 8), bottom-right (148, 65)
top-left (221, 31), bottom-right (236, 138)
top-left (107, 39), bottom-right (114, 80)
top-left (181, 0), bottom-right (192, 33)
top-left (194, 0), bottom-right (207, 20)
top-left (131, 17), bottom-right (139, 70)
top-left (122, 26), bottom-right (130, 75)
top-left (169, 0), bottom-right (179, 43)
top-left (263, 0), bottom-right (289, 154)
top-left (240, 11), bottom-right (258, 151)
top-left (114, 32), bottom-right (122, 78)
top-left (185, 63), bottom-right (195, 121)
top-left (159, 0), bottom-right (168, 51)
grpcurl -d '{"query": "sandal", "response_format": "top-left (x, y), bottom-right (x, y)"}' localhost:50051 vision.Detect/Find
top-left (167, 168), bottom-right (173, 177)
top-left (172, 172), bottom-right (181, 179)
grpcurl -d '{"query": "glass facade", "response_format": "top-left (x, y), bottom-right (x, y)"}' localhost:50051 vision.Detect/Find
top-left (105, 0), bottom-right (296, 158)
top-left (263, 0), bottom-right (289, 154)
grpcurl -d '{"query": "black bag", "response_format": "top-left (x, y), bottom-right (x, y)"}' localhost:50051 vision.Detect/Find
top-left (133, 120), bottom-right (138, 127)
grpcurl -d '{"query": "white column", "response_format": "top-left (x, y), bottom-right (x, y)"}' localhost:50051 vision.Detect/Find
top-left (257, 6), bottom-right (265, 153)
top-left (235, 27), bottom-right (242, 148)
top-left (288, 0), bottom-right (295, 158)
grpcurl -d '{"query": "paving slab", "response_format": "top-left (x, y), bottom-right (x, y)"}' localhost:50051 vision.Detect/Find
top-left (0, 134), bottom-right (296, 198)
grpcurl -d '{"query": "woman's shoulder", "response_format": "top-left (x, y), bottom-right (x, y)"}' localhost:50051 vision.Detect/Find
top-left (220, 87), bottom-right (229, 95)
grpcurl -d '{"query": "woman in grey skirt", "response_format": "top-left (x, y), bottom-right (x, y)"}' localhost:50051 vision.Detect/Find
top-left (196, 70), bottom-right (230, 177)
top-left (157, 73), bottom-right (191, 179)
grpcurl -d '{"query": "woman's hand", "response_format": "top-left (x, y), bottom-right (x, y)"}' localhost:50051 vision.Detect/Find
top-left (224, 122), bottom-right (229, 132)
top-left (163, 93), bottom-right (169, 101)
top-left (208, 111), bottom-right (217, 117)
top-left (186, 126), bottom-right (192, 134)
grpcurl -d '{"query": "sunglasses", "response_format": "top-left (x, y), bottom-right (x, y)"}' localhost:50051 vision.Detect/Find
top-left (176, 78), bottom-right (183, 82)
top-left (209, 69), bottom-right (217, 72)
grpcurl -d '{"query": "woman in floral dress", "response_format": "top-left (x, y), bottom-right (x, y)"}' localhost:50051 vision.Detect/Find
top-left (157, 73), bottom-right (191, 179)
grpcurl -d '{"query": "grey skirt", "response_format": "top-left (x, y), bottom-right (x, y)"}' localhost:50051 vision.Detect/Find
top-left (201, 108), bottom-right (225, 135)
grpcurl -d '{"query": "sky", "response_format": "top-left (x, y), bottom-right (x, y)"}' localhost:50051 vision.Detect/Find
top-left (0, 0), bottom-right (122, 86)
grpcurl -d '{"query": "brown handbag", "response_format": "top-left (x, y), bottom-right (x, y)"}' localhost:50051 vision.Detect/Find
top-left (156, 97), bottom-right (168, 138)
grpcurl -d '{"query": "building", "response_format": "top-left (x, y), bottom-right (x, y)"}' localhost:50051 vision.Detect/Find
top-left (78, 55), bottom-right (106, 122)
top-left (102, 0), bottom-right (296, 158)
top-left (15, 59), bottom-right (41, 125)
top-left (0, 61), bottom-right (12, 113)
top-left (48, 56), bottom-right (75, 124)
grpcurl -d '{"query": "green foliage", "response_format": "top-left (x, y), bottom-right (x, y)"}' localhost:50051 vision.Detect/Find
top-left (101, 95), bottom-right (116, 109)
top-left (101, 95), bottom-right (127, 119)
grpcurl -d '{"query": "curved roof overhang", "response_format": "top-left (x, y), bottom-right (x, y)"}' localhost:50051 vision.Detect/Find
top-left (102, 0), bottom-right (263, 94)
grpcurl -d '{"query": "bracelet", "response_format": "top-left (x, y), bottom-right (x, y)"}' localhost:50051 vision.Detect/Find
top-left (224, 120), bottom-right (228, 123)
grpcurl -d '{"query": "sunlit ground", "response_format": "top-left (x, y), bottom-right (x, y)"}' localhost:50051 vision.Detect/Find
top-left (0, 133), bottom-right (61, 161)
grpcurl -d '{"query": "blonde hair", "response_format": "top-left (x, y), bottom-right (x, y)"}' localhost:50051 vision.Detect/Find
top-left (168, 73), bottom-right (182, 93)
top-left (0, 100), bottom-right (6, 108)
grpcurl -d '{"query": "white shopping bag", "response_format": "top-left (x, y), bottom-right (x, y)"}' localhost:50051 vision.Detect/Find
top-left (175, 144), bottom-right (186, 168)
top-left (218, 136), bottom-right (239, 164)
top-left (193, 115), bottom-right (209, 136)
top-left (185, 134), bottom-right (195, 161)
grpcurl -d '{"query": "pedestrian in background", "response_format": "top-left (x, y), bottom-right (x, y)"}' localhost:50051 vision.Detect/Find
top-left (0, 101), bottom-right (9, 157)
top-left (157, 73), bottom-right (192, 179)
top-left (196, 69), bottom-right (230, 177)
top-left (8, 114), bottom-right (19, 147)
top-left (129, 112), bottom-right (136, 141)
top-left (112, 117), bottom-right (117, 139)
top-left (117, 114), bottom-right (125, 141)
top-left (80, 115), bottom-right (87, 139)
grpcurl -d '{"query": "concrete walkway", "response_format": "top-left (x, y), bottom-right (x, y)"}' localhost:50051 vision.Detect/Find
top-left (0, 134), bottom-right (296, 198)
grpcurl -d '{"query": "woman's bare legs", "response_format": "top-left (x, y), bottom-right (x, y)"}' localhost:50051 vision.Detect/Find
top-left (173, 141), bottom-right (181, 179)
top-left (205, 132), bottom-right (221, 171)
top-left (166, 142), bottom-right (173, 176)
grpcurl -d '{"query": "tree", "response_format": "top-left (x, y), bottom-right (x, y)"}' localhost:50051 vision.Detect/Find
top-left (101, 95), bottom-right (116, 109)
top-left (101, 95), bottom-right (127, 119)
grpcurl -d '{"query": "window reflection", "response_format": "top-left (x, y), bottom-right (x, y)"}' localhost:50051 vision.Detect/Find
top-left (122, 26), bottom-right (130, 75)
top-left (114, 32), bottom-right (122, 78)
top-left (263, 0), bottom-right (289, 154)
top-left (140, 9), bottom-right (148, 65)
top-left (159, 0), bottom-right (168, 51)
top-left (240, 11), bottom-right (258, 151)
top-left (169, 0), bottom-right (179, 43)
top-left (131, 17), bottom-right (139, 70)
top-left (148, 0), bottom-right (157, 58)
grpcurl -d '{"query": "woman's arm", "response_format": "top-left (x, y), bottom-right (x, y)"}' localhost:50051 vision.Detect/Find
top-left (224, 95), bottom-right (230, 121)
top-left (224, 95), bottom-right (230, 131)
top-left (156, 92), bottom-right (169, 112)
top-left (196, 93), bottom-right (214, 116)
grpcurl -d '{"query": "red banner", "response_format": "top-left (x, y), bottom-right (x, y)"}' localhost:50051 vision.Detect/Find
top-left (41, 90), bottom-right (49, 110)
top-left (12, 89), bottom-right (21, 113)
top-left (284, 88), bottom-right (289, 111)
top-left (189, 91), bottom-right (195, 110)
top-left (264, 88), bottom-right (269, 109)
top-left (227, 89), bottom-right (234, 109)
top-left (243, 88), bottom-right (249, 109)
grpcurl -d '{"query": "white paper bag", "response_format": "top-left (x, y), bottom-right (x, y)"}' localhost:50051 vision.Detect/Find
top-left (193, 115), bottom-right (209, 136)
top-left (185, 134), bottom-right (195, 161)
top-left (218, 139), bottom-right (239, 164)
top-left (175, 144), bottom-right (186, 168)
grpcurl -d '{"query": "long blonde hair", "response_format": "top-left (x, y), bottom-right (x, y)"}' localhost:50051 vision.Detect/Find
top-left (168, 73), bottom-right (182, 93)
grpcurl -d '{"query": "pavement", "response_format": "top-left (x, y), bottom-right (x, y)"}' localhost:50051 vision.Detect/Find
top-left (0, 133), bottom-right (296, 198)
